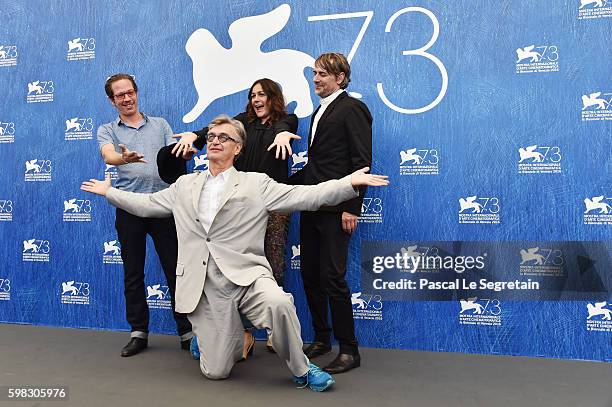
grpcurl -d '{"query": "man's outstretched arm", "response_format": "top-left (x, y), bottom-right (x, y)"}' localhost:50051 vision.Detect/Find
top-left (261, 167), bottom-right (388, 214)
top-left (81, 175), bottom-right (177, 218)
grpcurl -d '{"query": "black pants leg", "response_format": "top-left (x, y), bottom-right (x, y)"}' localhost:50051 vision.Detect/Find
top-left (300, 211), bottom-right (358, 354)
top-left (115, 208), bottom-right (149, 333)
top-left (148, 216), bottom-right (192, 336)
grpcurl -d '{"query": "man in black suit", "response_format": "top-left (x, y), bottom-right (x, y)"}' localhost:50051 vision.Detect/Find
top-left (280, 53), bottom-right (372, 373)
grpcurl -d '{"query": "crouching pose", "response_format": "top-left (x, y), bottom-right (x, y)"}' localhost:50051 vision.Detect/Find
top-left (81, 115), bottom-right (388, 391)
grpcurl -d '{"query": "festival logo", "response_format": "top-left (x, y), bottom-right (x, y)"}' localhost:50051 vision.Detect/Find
top-left (578, 0), bottom-right (612, 19)
top-left (583, 196), bottom-right (612, 225)
top-left (519, 247), bottom-right (564, 276)
top-left (25, 159), bottom-right (52, 182)
top-left (60, 281), bottom-right (90, 305)
top-left (26, 80), bottom-right (54, 103)
top-left (0, 277), bottom-right (10, 301)
top-left (102, 240), bottom-right (122, 264)
top-left (0, 199), bottom-right (13, 221)
top-left (66, 37), bottom-right (96, 61)
top-left (581, 92), bottom-right (612, 121)
top-left (146, 284), bottom-right (172, 309)
top-left (399, 147), bottom-right (439, 175)
top-left (459, 298), bottom-right (502, 326)
top-left (104, 164), bottom-right (118, 181)
top-left (290, 244), bottom-right (300, 270)
top-left (351, 292), bottom-right (383, 321)
top-left (183, 4), bottom-right (314, 123)
top-left (0, 45), bottom-right (17, 67)
top-left (517, 145), bottom-right (562, 174)
top-left (359, 197), bottom-right (383, 224)
top-left (62, 198), bottom-right (92, 222)
top-left (0, 121), bottom-right (15, 143)
top-left (64, 117), bottom-right (94, 140)
top-left (290, 150), bottom-right (308, 174)
top-left (586, 301), bottom-right (612, 332)
top-left (515, 45), bottom-right (559, 74)
top-left (193, 153), bottom-right (209, 172)
top-left (458, 196), bottom-right (501, 224)
top-left (22, 238), bottom-right (50, 262)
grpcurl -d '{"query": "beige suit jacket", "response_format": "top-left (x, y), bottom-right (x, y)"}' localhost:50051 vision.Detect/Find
top-left (106, 167), bottom-right (358, 313)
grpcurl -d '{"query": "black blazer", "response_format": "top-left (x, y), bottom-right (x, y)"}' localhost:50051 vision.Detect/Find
top-left (290, 91), bottom-right (372, 215)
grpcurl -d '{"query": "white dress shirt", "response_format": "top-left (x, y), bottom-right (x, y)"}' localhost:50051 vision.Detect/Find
top-left (198, 169), bottom-right (231, 233)
top-left (310, 88), bottom-right (344, 145)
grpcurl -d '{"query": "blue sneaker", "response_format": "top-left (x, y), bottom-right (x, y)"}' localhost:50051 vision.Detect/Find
top-left (292, 363), bottom-right (335, 392)
top-left (190, 336), bottom-right (200, 360)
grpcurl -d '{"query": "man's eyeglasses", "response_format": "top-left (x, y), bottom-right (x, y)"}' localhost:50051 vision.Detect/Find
top-left (113, 90), bottom-right (136, 100)
top-left (206, 133), bottom-right (239, 143)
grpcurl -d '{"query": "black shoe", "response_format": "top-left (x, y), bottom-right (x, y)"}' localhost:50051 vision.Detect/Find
top-left (120, 338), bottom-right (148, 357)
top-left (304, 341), bottom-right (331, 359)
top-left (180, 338), bottom-right (192, 350)
top-left (323, 353), bottom-right (361, 374)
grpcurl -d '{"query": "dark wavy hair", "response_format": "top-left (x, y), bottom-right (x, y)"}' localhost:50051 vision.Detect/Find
top-left (245, 78), bottom-right (287, 126)
top-left (104, 73), bottom-right (138, 98)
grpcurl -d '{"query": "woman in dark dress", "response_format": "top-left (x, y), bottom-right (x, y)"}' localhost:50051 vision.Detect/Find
top-left (172, 78), bottom-right (300, 357)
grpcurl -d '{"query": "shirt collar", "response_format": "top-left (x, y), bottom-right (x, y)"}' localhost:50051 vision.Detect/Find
top-left (115, 112), bottom-right (148, 127)
top-left (319, 89), bottom-right (344, 107)
top-left (205, 167), bottom-right (232, 182)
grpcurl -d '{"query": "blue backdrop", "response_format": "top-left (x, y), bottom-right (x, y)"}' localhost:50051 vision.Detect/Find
top-left (0, 0), bottom-right (610, 361)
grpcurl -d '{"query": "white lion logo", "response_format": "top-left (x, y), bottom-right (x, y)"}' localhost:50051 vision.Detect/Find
top-left (459, 196), bottom-right (483, 213)
top-left (67, 38), bottom-right (84, 52)
top-left (400, 148), bottom-right (422, 165)
top-left (194, 154), bottom-right (209, 170)
top-left (291, 245), bottom-right (300, 260)
top-left (291, 151), bottom-right (308, 167)
top-left (62, 281), bottom-right (79, 295)
top-left (520, 247), bottom-right (546, 265)
top-left (25, 160), bottom-right (41, 173)
top-left (104, 240), bottom-right (120, 255)
top-left (584, 196), bottom-right (612, 214)
top-left (27, 81), bottom-right (44, 95)
top-left (586, 302), bottom-right (612, 320)
top-left (63, 199), bottom-right (79, 213)
top-left (65, 118), bottom-right (81, 132)
top-left (351, 292), bottom-right (367, 309)
top-left (516, 46), bottom-right (541, 63)
top-left (518, 145), bottom-right (544, 163)
top-left (22, 239), bottom-right (39, 253)
top-left (460, 298), bottom-right (484, 314)
top-left (0, 46), bottom-right (7, 59)
top-left (581, 92), bottom-right (608, 110)
top-left (147, 284), bottom-right (165, 300)
top-left (579, 0), bottom-right (605, 9)
top-left (183, 4), bottom-right (314, 123)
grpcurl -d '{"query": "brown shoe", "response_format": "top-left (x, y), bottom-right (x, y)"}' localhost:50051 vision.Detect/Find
top-left (266, 336), bottom-right (275, 353)
top-left (240, 330), bottom-right (255, 361)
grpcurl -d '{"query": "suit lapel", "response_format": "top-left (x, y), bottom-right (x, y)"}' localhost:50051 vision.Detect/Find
top-left (191, 171), bottom-right (207, 215)
top-left (310, 91), bottom-right (347, 149)
top-left (215, 167), bottom-right (239, 212)
top-left (308, 106), bottom-right (320, 146)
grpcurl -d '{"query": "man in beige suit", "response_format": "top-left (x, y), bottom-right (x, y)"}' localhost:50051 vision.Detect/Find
top-left (81, 115), bottom-right (388, 392)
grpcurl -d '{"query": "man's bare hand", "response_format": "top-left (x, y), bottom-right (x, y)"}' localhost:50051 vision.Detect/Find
top-left (80, 174), bottom-right (112, 196)
top-left (350, 167), bottom-right (389, 187)
top-left (342, 212), bottom-right (358, 234)
top-left (171, 132), bottom-right (198, 159)
top-left (119, 144), bottom-right (147, 164)
top-left (266, 131), bottom-right (301, 160)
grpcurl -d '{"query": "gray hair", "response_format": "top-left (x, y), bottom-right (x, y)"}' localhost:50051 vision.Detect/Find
top-left (208, 114), bottom-right (247, 145)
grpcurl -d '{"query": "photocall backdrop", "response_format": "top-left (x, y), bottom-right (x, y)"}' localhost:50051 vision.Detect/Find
top-left (0, 0), bottom-right (610, 361)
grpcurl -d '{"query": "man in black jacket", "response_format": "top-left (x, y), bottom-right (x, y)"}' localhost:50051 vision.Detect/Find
top-left (286, 53), bottom-right (372, 373)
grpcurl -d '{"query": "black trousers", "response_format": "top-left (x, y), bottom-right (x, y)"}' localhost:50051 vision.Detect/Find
top-left (299, 211), bottom-right (358, 355)
top-left (115, 208), bottom-right (192, 336)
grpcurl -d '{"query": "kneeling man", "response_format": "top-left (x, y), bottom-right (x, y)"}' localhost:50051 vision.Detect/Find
top-left (81, 115), bottom-right (388, 391)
